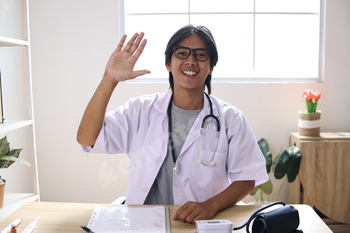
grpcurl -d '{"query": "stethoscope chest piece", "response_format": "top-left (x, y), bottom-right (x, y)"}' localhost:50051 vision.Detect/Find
top-left (199, 158), bottom-right (215, 166)
top-left (173, 162), bottom-right (180, 175)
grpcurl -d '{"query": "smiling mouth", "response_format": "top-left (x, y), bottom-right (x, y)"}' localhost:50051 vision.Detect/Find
top-left (182, 71), bottom-right (198, 76)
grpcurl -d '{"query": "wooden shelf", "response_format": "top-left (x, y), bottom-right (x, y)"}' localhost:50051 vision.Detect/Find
top-left (0, 36), bottom-right (28, 47)
top-left (290, 132), bottom-right (350, 141)
top-left (0, 193), bottom-right (38, 221)
top-left (0, 120), bottom-right (33, 134)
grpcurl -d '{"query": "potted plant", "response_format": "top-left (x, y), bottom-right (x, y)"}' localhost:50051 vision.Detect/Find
top-left (299, 89), bottom-right (322, 136)
top-left (250, 138), bottom-right (302, 204)
top-left (0, 136), bottom-right (31, 208)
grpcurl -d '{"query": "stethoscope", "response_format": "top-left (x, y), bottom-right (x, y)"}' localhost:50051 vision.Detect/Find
top-left (167, 92), bottom-right (220, 175)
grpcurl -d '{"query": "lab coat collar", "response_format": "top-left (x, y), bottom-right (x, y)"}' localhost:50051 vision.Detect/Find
top-left (154, 90), bottom-right (173, 115)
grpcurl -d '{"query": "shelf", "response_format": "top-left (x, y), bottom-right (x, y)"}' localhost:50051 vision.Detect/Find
top-left (0, 120), bottom-right (33, 134)
top-left (290, 132), bottom-right (350, 141)
top-left (0, 193), bottom-right (38, 221)
top-left (0, 0), bottom-right (40, 215)
top-left (0, 36), bottom-right (29, 47)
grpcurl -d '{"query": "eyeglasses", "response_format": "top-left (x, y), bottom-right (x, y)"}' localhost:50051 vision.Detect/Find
top-left (173, 46), bottom-right (211, 61)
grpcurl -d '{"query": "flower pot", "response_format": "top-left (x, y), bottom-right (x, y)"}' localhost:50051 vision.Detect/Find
top-left (0, 179), bottom-right (5, 209)
top-left (298, 110), bottom-right (321, 136)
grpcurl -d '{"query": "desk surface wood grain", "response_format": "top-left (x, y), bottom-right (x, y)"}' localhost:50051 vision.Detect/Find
top-left (0, 202), bottom-right (332, 233)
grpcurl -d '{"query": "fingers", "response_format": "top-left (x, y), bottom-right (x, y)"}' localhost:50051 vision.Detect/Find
top-left (130, 69), bottom-right (151, 79)
top-left (129, 32), bottom-right (145, 54)
top-left (173, 202), bottom-right (216, 224)
top-left (133, 38), bottom-right (147, 60)
top-left (122, 32), bottom-right (144, 53)
top-left (116, 32), bottom-right (147, 61)
top-left (115, 34), bottom-right (127, 51)
top-left (173, 202), bottom-right (198, 224)
top-left (115, 32), bottom-right (146, 53)
top-left (174, 209), bottom-right (198, 224)
top-left (109, 32), bottom-right (150, 81)
top-left (122, 32), bottom-right (138, 52)
top-left (185, 210), bottom-right (201, 224)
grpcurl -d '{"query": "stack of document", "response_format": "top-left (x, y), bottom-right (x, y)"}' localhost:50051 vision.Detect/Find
top-left (87, 205), bottom-right (170, 233)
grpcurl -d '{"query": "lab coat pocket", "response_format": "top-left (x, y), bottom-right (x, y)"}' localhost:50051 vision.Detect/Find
top-left (195, 149), bottom-right (227, 189)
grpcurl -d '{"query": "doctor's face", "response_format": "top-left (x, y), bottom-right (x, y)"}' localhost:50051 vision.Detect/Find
top-left (166, 34), bottom-right (213, 95)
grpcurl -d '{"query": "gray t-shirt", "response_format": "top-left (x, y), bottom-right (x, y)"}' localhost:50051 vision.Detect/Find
top-left (144, 102), bottom-right (202, 204)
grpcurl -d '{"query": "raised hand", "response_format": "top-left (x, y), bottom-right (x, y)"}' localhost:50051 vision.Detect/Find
top-left (77, 32), bottom-right (150, 147)
top-left (104, 32), bottom-right (151, 84)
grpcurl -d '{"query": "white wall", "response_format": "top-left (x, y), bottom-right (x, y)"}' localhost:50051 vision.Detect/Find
top-left (29, 0), bottom-right (350, 204)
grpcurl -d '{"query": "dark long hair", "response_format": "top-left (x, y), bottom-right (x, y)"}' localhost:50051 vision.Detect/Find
top-left (165, 25), bottom-right (218, 94)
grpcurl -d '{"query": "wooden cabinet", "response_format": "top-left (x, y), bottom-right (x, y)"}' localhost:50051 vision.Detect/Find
top-left (0, 0), bottom-right (40, 220)
top-left (288, 132), bottom-right (350, 224)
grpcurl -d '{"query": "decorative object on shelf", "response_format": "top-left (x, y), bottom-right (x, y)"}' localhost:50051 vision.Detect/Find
top-left (250, 139), bottom-right (302, 204)
top-left (0, 136), bottom-right (31, 209)
top-left (299, 89), bottom-right (322, 136)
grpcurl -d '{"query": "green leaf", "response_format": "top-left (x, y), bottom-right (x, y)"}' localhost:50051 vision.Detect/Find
top-left (286, 146), bottom-right (302, 183)
top-left (0, 147), bottom-right (31, 168)
top-left (16, 158), bottom-right (31, 167)
top-left (0, 136), bottom-right (10, 157)
top-left (260, 179), bottom-right (273, 195)
top-left (250, 185), bottom-right (259, 196)
top-left (273, 146), bottom-right (302, 183)
top-left (5, 148), bottom-right (22, 158)
top-left (0, 157), bottom-right (30, 167)
top-left (0, 158), bottom-right (16, 168)
top-left (273, 146), bottom-right (290, 179)
top-left (258, 138), bottom-right (272, 174)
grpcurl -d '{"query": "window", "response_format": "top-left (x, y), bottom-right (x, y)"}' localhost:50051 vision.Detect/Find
top-left (120, 0), bottom-right (325, 83)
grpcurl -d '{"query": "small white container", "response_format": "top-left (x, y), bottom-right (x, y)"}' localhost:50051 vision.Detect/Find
top-left (195, 219), bottom-right (233, 233)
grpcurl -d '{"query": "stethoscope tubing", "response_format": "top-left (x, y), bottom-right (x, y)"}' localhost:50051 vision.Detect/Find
top-left (167, 92), bottom-right (221, 169)
top-left (199, 129), bottom-right (219, 166)
top-left (199, 92), bottom-right (220, 167)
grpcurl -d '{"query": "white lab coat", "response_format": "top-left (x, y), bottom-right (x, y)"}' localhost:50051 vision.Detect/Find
top-left (82, 90), bottom-right (268, 205)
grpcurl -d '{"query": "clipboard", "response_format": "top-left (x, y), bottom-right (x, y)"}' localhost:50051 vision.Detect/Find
top-left (87, 205), bottom-right (171, 233)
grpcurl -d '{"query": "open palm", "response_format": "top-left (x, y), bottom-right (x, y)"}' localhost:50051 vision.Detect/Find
top-left (104, 32), bottom-right (150, 83)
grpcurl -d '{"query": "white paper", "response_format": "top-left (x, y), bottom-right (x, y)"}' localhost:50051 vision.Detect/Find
top-left (87, 205), bottom-right (169, 233)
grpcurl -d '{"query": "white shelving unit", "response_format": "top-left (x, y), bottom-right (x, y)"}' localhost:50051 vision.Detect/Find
top-left (0, 36), bottom-right (29, 47)
top-left (0, 0), bottom-right (40, 220)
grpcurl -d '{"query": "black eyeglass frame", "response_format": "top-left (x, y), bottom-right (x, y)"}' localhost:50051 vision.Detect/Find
top-left (172, 46), bottom-right (212, 61)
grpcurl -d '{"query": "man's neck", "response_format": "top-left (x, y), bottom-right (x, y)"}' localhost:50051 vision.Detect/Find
top-left (172, 91), bottom-right (204, 110)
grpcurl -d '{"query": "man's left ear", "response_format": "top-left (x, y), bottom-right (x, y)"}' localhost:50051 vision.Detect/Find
top-left (166, 63), bottom-right (171, 72)
top-left (209, 66), bottom-right (214, 75)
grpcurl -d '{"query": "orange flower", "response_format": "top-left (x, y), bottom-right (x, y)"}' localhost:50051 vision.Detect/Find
top-left (301, 89), bottom-right (313, 102)
top-left (302, 89), bottom-right (321, 113)
top-left (313, 90), bottom-right (321, 100)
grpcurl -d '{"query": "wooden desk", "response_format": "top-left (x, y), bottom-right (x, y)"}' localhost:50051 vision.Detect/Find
top-left (288, 132), bottom-right (350, 224)
top-left (0, 202), bottom-right (331, 232)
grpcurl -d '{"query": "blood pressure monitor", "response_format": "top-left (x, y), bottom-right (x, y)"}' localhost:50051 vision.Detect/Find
top-left (195, 219), bottom-right (233, 233)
